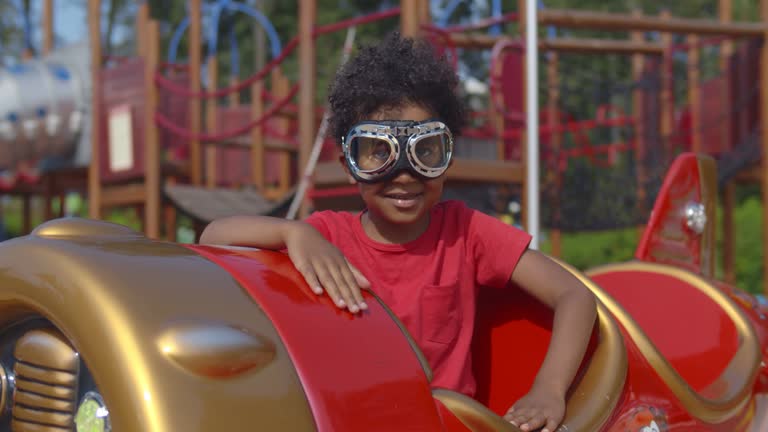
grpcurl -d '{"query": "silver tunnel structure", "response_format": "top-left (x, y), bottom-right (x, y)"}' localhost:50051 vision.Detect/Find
top-left (0, 42), bottom-right (92, 177)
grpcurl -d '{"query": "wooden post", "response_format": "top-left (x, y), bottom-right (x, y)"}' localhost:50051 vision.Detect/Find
top-left (42, 0), bottom-right (53, 54)
top-left (22, 195), bottom-right (31, 234)
top-left (164, 200), bottom-right (177, 242)
top-left (58, 193), bottom-right (67, 217)
top-left (205, 57), bottom-right (218, 189)
top-left (687, 34), bottom-right (702, 154)
top-left (546, 52), bottom-right (561, 257)
top-left (660, 10), bottom-right (673, 160)
top-left (489, 46), bottom-right (505, 162)
top-left (251, 81), bottom-right (265, 189)
top-left (136, 2), bottom-right (149, 57)
top-left (42, 0), bottom-right (54, 224)
top-left (228, 76), bottom-right (241, 187)
top-left (270, 72), bottom-right (292, 196)
top-left (298, 0), bottom-right (316, 218)
top-left (144, 20), bottom-right (161, 239)
top-left (518, 0), bottom-right (528, 232)
top-left (43, 176), bottom-right (53, 220)
top-left (189, 0), bottom-right (203, 186)
top-left (538, 8), bottom-right (765, 37)
top-left (720, 0), bottom-right (736, 284)
top-left (760, 0), bottom-right (768, 295)
top-left (88, 0), bottom-right (102, 220)
top-left (401, 0), bottom-right (420, 37)
top-left (632, 9), bottom-right (647, 237)
top-left (417, 0), bottom-right (431, 28)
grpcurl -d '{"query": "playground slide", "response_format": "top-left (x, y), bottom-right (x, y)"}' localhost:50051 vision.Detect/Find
top-left (0, 41), bottom-right (91, 181)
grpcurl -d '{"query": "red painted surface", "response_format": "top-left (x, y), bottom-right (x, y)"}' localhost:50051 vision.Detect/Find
top-left (472, 285), bottom-right (599, 417)
top-left (185, 243), bottom-right (768, 431)
top-left (591, 270), bottom-right (739, 393)
top-left (188, 245), bottom-right (447, 432)
top-left (635, 153), bottom-right (703, 275)
top-left (604, 322), bottom-right (760, 432)
top-left (98, 58), bottom-right (147, 183)
top-left (99, 59), bottom-right (190, 182)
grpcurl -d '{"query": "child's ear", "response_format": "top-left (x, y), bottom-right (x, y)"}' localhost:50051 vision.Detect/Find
top-left (338, 152), bottom-right (358, 185)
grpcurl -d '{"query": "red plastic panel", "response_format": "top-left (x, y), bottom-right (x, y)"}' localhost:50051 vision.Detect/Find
top-left (157, 68), bottom-right (191, 161)
top-left (591, 270), bottom-right (739, 393)
top-left (488, 40), bottom-right (524, 162)
top-left (189, 246), bottom-right (444, 431)
top-left (98, 58), bottom-right (146, 182)
top-left (635, 153), bottom-right (703, 274)
top-left (212, 105), bottom-right (300, 188)
top-left (472, 286), bottom-right (597, 416)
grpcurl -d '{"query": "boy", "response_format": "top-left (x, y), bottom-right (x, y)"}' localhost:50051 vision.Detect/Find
top-left (200, 32), bottom-right (597, 432)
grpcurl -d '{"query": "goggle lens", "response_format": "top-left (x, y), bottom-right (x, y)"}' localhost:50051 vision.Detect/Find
top-left (412, 133), bottom-right (450, 169)
top-left (351, 137), bottom-right (393, 171)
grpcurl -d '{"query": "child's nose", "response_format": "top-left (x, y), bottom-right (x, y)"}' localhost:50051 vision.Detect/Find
top-left (390, 169), bottom-right (418, 183)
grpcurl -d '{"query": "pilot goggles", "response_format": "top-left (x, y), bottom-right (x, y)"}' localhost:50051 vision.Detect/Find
top-left (341, 120), bottom-right (454, 183)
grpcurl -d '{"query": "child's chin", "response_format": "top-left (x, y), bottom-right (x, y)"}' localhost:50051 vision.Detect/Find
top-left (380, 207), bottom-right (426, 225)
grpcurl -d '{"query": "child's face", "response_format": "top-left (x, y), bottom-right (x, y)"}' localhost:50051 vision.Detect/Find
top-left (340, 104), bottom-right (449, 228)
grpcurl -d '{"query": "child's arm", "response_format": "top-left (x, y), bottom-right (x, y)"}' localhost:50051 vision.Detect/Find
top-left (504, 249), bottom-right (597, 432)
top-left (200, 216), bottom-right (369, 313)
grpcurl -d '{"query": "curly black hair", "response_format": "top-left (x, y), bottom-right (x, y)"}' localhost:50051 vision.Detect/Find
top-left (327, 31), bottom-right (467, 143)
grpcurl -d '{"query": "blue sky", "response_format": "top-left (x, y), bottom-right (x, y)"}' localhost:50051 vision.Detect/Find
top-left (55, 2), bottom-right (87, 45)
top-left (24, 1), bottom-right (129, 50)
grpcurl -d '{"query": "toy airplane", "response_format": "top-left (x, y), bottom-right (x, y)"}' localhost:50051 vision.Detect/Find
top-left (0, 153), bottom-right (764, 431)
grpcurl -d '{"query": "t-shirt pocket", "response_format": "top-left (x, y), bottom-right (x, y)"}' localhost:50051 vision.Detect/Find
top-left (421, 279), bottom-right (462, 345)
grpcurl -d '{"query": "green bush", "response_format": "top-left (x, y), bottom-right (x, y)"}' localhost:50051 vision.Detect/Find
top-left (721, 196), bottom-right (764, 294)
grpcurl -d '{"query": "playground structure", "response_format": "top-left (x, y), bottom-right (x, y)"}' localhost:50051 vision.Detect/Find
top-left (0, 0), bottom-right (766, 291)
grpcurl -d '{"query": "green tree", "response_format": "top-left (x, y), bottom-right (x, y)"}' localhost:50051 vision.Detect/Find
top-left (0, 1), bottom-right (23, 65)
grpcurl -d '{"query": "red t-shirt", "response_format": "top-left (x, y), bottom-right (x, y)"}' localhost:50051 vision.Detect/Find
top-left (304, 200), bottom-right (532, 397)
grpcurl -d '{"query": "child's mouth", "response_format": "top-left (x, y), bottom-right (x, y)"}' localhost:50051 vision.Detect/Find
top-left (383, 192), bottom-right (422, 209)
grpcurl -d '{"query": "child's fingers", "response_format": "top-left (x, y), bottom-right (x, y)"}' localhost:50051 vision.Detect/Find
top-left (339, 263), bottom-right (367, 310)
top-left (294, 260), bottom-right (323, 295)
top-left (542, 417), bottom-right (559, 432)
top-left (506, 409), bottom-right (533, 428)
top-left (324, 259), bottom-right (360, 313)
top-left (520, 413), bottom-right (546, 431)
top-left (313, 262), bottom-right (347, 309)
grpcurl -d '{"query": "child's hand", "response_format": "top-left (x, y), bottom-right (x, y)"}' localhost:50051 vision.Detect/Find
top-left (504, 386), bottom-right (565, 432)
top-left (285, 223), bottom-right (370, 313)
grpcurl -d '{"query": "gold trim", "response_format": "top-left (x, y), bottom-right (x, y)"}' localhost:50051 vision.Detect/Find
top-left (14, 328), bottom-right (79, 372)
top-left (559, 302), bottom-right (628, 432)
top-left (734, 397), bottom-right (756, 431)
top-left (582, 260), bottom-right (761, 424)
top-left (696, 154), bottom-right (717, 279)
top-left (156, 321), bottom-right (276, 379)
top-left (11, 328), bottom-right (78, 430)
top-left (12, 404), bottom-right (73, 427)
top-left (433, 388), bottom-right (523, 431)
top-left (13, 362), bottom-right (77, 387)
top-left (0, 365), bottom-right (6, 417)
top-left (32, 217), bottom-right (142, 239)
